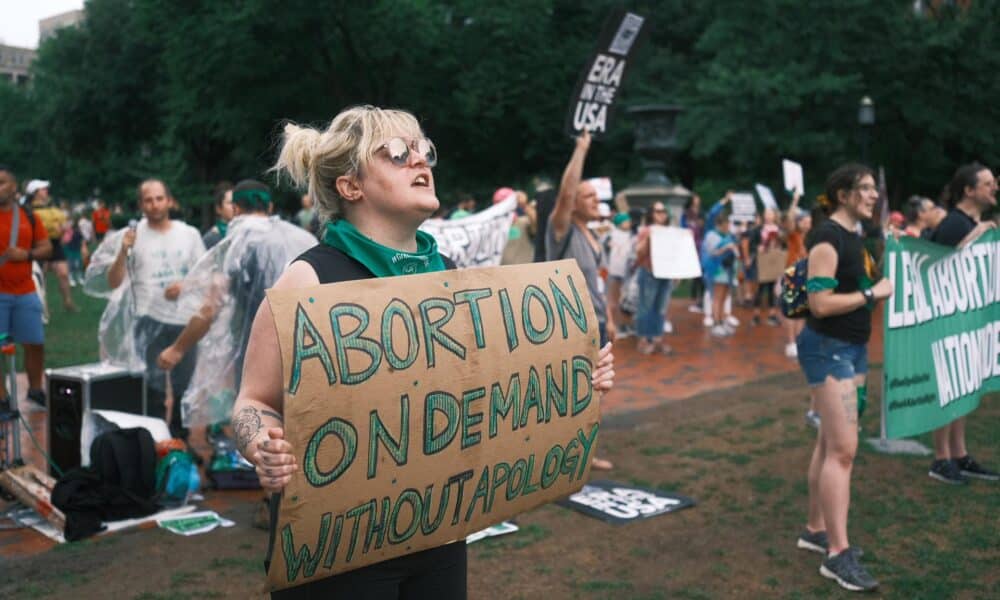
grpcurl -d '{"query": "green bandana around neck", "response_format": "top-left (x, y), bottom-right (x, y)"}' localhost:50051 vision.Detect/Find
top-left (322, 219), bottom-right (446, 277)
top-left (216, 219), bottom-right (228, 238)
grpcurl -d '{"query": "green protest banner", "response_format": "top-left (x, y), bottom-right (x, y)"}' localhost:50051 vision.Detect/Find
top-left (264, 260), bottom-right (601, 591)
top-left (882, 229), bottom-right (1000, 439)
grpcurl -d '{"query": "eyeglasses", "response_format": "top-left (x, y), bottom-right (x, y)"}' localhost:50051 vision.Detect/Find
top-left (377, 137), bottom-right (437, 168)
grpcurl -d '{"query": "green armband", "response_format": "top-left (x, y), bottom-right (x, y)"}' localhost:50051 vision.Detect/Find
top-left (856, 384), bottom-right (867, 418)
top-left (806, 277), bottom-right (838, 292)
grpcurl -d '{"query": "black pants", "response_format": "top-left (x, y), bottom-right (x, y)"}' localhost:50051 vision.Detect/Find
top-left (754, 280), bottom-right (776, 309)
top-left (135, 316), bottom-right (197, 438)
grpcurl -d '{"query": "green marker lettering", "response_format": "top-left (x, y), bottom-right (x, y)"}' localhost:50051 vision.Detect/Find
top-left (522, 284), bottom-right (554, 344)
top-left (423, 391), bottom-right (459, 455)
top-left (281, 513), bottom-right (331, 582)
top-left (368, 395), bottom-right (410, 479)
top-left (461, 387), bottom-right (485, 449)
top-left (419, 297), bottom-right (466, 367)
top-left (329, 303), bottom-right (382, 385)
top-left (304, 418), bottom-right (358, 487)
top-left (289, 303), bottom-right (336, 394)
top-left (381, 298), bottom-right (419, 371)
top-left (454, 288), bottom-right (492, 349)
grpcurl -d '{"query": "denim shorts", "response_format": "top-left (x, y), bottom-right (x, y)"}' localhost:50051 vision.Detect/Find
top-left (0, 292), bottom-right (45, 344)
top-left (796, 325), bottom-right (867, 386)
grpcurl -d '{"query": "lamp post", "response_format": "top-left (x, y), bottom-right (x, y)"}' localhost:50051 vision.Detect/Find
top-left (858, 96), bottom-right (875, 165)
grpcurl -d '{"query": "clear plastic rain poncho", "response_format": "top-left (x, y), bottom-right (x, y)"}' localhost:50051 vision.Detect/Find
top-left (83, 225), bottom-right (169, 372)
top-left (174, 215), bottom-right (316, 427)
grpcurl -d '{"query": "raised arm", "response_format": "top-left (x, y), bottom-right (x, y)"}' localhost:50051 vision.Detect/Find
top-left (550, 130), bottom-right (592, 242)
top-left (785, 190), bottom-right (802, 231)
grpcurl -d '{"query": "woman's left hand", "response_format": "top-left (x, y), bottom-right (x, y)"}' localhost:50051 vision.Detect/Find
top-left (591, 342), bottom-right (615, 393)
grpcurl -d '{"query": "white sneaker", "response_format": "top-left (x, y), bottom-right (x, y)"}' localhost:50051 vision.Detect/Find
top-left (662, 320), bottom-right (673, 334)
top-left (688, 304), bottom-right (703, 314)
top-left (710, 324), bottom-right (729, 337)
top-left (703, 316), bottom-right (715, 328)
top-left (725, 315), bottom-right (740, 328)
top-left (69, 279), bottom-right (76, 288)
top-left (785, 343), bottom-right (798, 358)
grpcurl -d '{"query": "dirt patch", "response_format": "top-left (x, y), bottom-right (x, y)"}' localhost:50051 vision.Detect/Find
top-left (2, 369), bottom-right (997, 599)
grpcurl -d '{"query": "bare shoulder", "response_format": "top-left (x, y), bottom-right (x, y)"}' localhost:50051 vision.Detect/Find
top-left (273, 259), bottom-right (320, 290)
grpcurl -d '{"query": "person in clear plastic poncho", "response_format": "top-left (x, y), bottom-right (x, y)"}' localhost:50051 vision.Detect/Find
top-left (84, 179), bottom-right (205, 436)
top-left (154, 180), bottom-right (317, 428)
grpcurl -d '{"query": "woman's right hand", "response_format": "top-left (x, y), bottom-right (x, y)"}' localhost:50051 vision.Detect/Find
top-left (253, 427), bottom-right (298, 493)
top-left (871, 278), bottom-right (893, 301)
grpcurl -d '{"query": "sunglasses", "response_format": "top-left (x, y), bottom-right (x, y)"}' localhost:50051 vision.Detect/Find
top-left (378, 137), bottom-right (437, 168)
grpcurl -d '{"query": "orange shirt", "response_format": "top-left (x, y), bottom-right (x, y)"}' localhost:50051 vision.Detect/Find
top-left (0, 205), bottom-right (48, 295)
top-left (786, 230), bottom-right (806, 266)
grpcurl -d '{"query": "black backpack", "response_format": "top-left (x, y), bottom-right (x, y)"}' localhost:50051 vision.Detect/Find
top-left (89, 427), bottom-right (158, 501)
top-left (52, 428), bottom-right (160, 541)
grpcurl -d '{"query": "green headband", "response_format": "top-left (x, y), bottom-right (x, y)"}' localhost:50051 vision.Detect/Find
top-left (232, 188), bottom-right (271, 209)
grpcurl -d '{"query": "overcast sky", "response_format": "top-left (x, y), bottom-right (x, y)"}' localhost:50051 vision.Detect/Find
top-left (0, 0), bottom-right (85, 49)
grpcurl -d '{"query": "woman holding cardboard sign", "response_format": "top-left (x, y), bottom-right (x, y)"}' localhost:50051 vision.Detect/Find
top-left (231, 106), bottom-right (616, 599)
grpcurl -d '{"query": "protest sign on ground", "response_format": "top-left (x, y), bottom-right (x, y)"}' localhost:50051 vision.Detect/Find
top-left (265, 261), bottom-right (602, 590)
top-left (782, 160), bottom-right (804, 196)
top-left (557, 480), bottom-right (695, 524)
top-left (564, 10), bottom-right (645, 137)
top-left (650, 226), bottom-right (702, 280)
top-left (882, 230), bottom-right (999, 438)
top-left (730, 193), bottom-right (757, 219)
top-left (419, 195), bottom-right (516, 268)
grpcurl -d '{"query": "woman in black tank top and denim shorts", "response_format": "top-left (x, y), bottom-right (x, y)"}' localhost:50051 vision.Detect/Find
top-left (794, 164), bottom-right (892, 593)
top-left (228, 106), bottom-right (617, 599)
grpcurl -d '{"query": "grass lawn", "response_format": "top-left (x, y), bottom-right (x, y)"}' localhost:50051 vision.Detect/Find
top-left (14, 274), bottom-right (107, 372)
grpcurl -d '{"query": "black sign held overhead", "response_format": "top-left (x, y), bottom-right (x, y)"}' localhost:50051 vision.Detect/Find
top-left (564, 10), bottom-right (646, 138)
top-left (557, 480), bottom-right (696, 525)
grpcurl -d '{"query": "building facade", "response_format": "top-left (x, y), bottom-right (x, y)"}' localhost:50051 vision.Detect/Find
top-left (0, 44), bottom-right (36, 86)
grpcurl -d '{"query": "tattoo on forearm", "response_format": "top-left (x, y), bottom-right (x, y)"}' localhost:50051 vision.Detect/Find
top-left (233, 406), bottom-right (262, 454)
top-left (262, 409), bottom-right (284, 423)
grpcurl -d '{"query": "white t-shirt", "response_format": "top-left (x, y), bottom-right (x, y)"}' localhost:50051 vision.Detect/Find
top-left (130, 220), bottom-right (206, 324)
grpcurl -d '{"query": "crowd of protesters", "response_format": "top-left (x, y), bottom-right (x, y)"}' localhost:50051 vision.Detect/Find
top-left (1, 125), bottom-right (996, 595)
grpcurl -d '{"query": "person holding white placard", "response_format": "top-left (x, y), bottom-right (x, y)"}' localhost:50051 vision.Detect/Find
top-left (633, 202), bottom-right (673, 355)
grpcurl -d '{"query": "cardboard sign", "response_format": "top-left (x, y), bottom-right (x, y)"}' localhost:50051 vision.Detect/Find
top-left (730, 192), bottom-right (757, 219)
top-left (757, 248), bottom-right (789, 283)
top-left (782, 159), bottom-right (804, 196)
top-left (650, 226), bottom-right (702, 280)
top-left (565, 10), bottom-right (646, 138)
top-left (755, 184), bottom-right (778, 211)
top-left (265, 261), bottom-right (601, 591)
top-left (558, 480), bottom-right (695, 524)
top-left (419, 195), bottom-right (516, 268)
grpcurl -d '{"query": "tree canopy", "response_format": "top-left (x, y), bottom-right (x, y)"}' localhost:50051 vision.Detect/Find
top-left (1, 0), bottom-right (997, 214)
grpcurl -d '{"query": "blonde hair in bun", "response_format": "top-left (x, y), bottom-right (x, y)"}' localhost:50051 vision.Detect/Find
top-left (272, 105), bottom-right (425, 223)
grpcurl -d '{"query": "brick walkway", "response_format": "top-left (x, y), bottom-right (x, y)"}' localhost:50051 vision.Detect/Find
top-left (2, 300), bottom-right (885, 559)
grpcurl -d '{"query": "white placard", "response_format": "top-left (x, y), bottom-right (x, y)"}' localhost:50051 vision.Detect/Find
top-left (755, 184), bottom-right (778, 211)
top-left (419, 195), bottom-right (516, 268)
top-left (587, 177), bottom-right (613, 201)
top-left (650, 226), bottom-right (702, 280)
top-left (730, 192), bottom-right (757, 218)
top-left (782, 159), bottom-right (804, 196)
